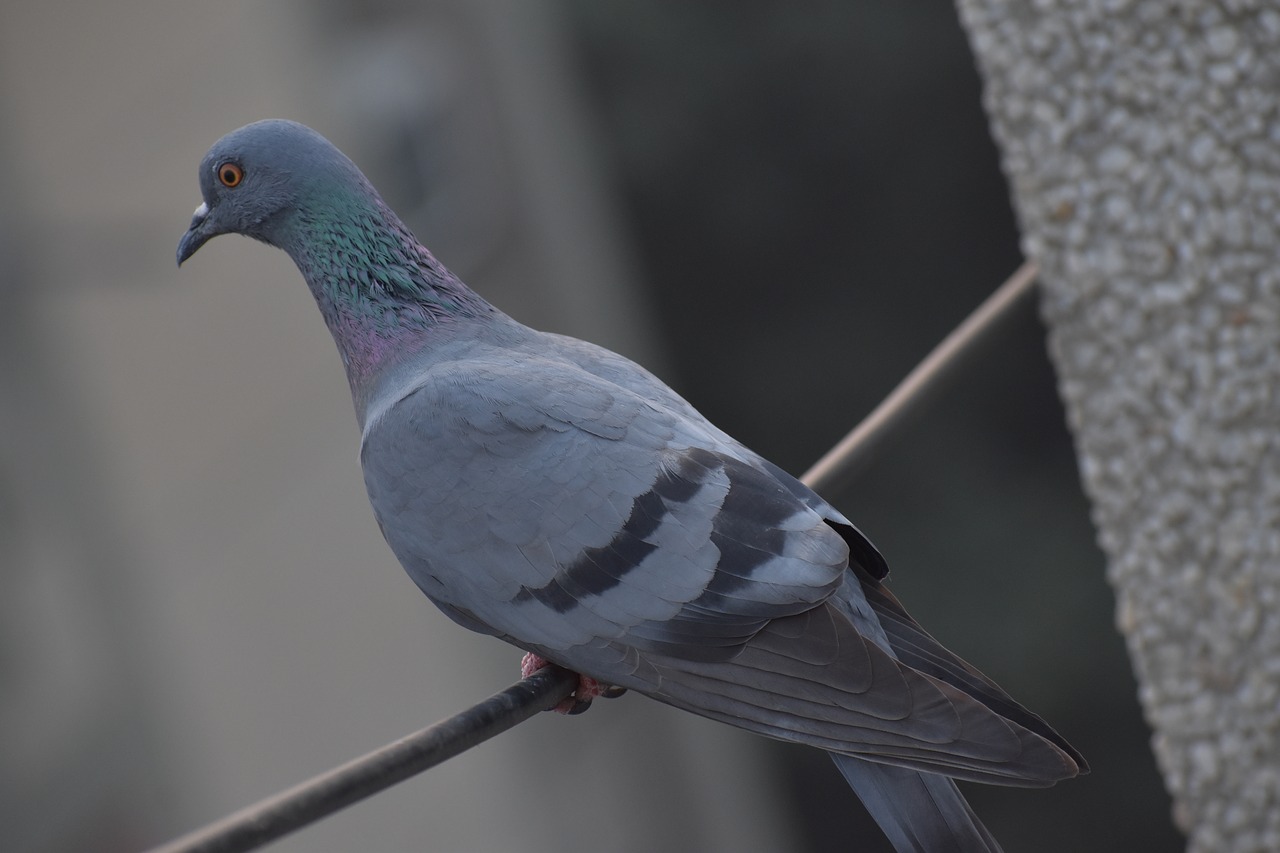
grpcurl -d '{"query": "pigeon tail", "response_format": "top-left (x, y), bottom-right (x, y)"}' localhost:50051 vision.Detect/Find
top-left (831, 754), bottom-right (1003, 853)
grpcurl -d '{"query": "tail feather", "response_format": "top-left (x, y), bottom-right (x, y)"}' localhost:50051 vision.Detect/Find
top-left (854, 578), bottom-right (1089, 774)
top-left (832, 754), bottom-right (1003, 853)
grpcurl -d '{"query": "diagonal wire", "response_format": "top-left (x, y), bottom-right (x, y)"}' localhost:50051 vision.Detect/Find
top-left (143, 667), bottom-right (579, 853)
top-left (802, 259), bottom-right (1039, 494)
top-left (141, 260), bottom-right (1039, 853)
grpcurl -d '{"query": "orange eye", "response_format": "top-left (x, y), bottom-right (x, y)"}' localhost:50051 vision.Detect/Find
top-left (217, 162), bottom-right (244, 188)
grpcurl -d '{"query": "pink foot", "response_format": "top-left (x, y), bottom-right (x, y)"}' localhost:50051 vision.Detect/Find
top-left (521, 653), bottom-right (626, 715)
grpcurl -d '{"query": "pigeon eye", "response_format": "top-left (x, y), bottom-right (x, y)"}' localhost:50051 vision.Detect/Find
top-left (217, 162), bottom-right (244, 188)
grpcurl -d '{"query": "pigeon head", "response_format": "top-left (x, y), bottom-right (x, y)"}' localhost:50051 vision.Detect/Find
top-left (177, 119), bottom-right (373, 265)
top-left (177, 120), bottom-right (493, 396)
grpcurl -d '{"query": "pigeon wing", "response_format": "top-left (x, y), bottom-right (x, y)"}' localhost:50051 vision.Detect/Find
top-left (360, 350), bottom-right (849, 655)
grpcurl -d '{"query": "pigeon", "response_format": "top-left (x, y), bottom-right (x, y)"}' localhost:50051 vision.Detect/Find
top-left (178, 119), bottom-right (1086, 852)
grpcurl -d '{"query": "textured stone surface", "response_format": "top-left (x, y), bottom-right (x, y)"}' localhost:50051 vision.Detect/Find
top-left (955, 2), bottom-right (1280, 850)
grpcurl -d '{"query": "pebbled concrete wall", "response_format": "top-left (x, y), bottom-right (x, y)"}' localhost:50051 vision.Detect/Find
top-left (955, 2), bottom-right (1280, 850)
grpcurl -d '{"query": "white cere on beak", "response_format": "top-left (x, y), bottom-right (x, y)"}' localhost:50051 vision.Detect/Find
top-left (192, 202), bottom-right (209, 220)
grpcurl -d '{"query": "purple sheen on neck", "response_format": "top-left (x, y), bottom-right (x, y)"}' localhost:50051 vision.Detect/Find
top-left (325, 303), bottom-right (436, 394)
top-left (271, 172), bottom-right (495, 406)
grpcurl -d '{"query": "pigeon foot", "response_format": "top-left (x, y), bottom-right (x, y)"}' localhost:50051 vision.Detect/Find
top-left (521, 652), bottom-right (626, 715)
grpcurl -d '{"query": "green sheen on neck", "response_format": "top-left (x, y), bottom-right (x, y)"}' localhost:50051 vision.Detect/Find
top-left (277, 184), bottom-right (494, 384)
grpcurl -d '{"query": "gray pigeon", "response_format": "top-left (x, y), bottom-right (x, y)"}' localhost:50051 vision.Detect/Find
top-left (178, 120), bottom-right (1085, 852)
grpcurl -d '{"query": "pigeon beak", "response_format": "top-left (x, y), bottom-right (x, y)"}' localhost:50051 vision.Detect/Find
top-left (176, 202), bottom-right (212, 267)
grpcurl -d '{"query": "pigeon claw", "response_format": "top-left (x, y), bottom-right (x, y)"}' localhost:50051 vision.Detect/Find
top-left (520, 652), bottom-right (626, 715)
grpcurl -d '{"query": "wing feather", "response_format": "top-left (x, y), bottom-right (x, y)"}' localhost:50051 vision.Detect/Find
top-left (362, 351), bottom-right (846, 654)
top-left (361, 335), bottom-right (1083, 787)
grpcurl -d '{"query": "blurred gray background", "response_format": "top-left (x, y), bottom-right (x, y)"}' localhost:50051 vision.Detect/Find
top-left (0, 2), bottom-right (1180, 851)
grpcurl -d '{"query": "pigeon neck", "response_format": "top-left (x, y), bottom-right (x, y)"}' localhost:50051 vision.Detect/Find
top-left (279, 192), bottom-right (495, 398)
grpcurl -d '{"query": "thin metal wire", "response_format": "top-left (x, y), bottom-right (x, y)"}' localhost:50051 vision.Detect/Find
top-left (801, 260), bottom-right (1040, 495)
top-left (143, 666), bottom-right (579, 853)
top-left (141, 262), bottom-right (1038, 853)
